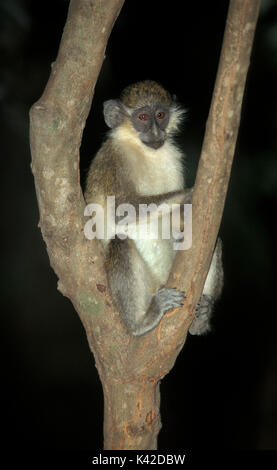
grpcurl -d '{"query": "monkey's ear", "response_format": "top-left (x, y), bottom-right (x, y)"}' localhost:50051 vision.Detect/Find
top-left (103, 99), bottom-right (126, 129)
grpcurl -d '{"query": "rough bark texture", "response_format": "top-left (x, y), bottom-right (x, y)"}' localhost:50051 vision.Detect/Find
top-left (29, 0), bottom-right (260, 450)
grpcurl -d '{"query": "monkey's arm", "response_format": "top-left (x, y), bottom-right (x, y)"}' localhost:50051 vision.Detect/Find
top-left (115, 188), bottom-right (193, 224)
top-left (135, 188), bottom-right (193, 206)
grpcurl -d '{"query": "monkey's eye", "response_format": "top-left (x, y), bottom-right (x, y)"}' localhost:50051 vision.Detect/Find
top-left (156, 111), bottom-right (165, 119)
top-left (139, 113), bottom-right (149, 121)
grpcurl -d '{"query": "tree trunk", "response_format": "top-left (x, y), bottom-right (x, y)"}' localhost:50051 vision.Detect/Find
top-left (102, 376), bottom-right (161, 450)
top-left (30, 0), bottom-right (260, 450)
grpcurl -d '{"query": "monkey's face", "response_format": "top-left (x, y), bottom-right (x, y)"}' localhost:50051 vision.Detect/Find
top-left (130, 105), bottom-right (170, 149)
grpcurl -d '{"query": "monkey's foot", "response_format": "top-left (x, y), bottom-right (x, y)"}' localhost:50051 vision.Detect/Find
top-left (189, 294), bottom-right (214, 335)
top-left (131, 287), bottom-right (186, 336)
top-left (155, 287), bottom-right (186, 315)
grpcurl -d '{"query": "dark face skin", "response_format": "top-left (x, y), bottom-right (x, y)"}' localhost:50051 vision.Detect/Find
top-left (103, 99), bottom-right (170, 150)
top-left (131, 105), bottom-right (170, 149)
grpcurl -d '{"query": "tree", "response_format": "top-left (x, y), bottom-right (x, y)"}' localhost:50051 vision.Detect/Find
top-left (29, 0), bottom-right (260, 450)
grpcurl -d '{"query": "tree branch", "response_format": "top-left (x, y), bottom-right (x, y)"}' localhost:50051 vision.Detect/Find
top-left (30, 0), bottom-right (260, 450)
top-left (30, 0), bottom-right (125, 281)
top-left (167, 0), bottom-right (261, 335)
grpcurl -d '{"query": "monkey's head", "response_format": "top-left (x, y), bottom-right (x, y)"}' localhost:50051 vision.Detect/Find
top-left (103, 81), bottom-right (184, 150)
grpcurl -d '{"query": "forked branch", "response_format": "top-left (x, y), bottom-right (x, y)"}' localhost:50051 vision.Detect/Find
top-left (30, 0), bottom-right (260, 450)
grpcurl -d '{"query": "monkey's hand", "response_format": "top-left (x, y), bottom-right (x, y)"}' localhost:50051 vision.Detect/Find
top-left (154, 287), bottom-right (186, 315)
top-left (132, 287), bottom-right (186, 336)
top-left (181, 187), bottom-right (193, 204)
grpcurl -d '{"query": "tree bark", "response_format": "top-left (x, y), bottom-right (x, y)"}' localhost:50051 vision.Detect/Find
top-left (168, 0), bottom-right (261, 326)
top-left (29, 0), bottom-right (260, 450)
top-left (103, 376), bottom-right (161, 450)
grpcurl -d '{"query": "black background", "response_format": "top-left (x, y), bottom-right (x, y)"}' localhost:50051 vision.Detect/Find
top-left (1, 0), bottom-right (277, 451)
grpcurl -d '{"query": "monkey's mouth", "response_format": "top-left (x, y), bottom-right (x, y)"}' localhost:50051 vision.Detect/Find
top-left (145, 140), bottom-right (164, 150)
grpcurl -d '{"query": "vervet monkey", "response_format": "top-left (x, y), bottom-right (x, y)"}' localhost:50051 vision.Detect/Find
top-left (85, 80), bottom-right (223, 336)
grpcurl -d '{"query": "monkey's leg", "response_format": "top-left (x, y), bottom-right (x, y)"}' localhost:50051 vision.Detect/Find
top-left (105, 236), bottom-right (185, 336)
top-left (188, 294), bottom-right (215, 335)
top-left (189, 239), bottom-right (223, 335)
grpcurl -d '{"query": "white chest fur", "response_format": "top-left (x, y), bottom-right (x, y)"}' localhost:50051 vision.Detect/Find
top-left (132, 142), bottom-right (184, 195)
top-left (112, 126), bottom-right (185, 195)
top-left (110, 126), bottom-right (185, 284)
